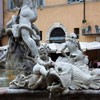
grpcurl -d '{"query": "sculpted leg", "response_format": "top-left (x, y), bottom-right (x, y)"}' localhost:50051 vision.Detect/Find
top-left (21, 29), bottom-right (38, 57)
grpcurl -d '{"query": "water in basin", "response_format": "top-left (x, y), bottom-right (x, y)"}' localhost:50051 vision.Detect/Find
top-left (0, 69), bottom-right (16, 87)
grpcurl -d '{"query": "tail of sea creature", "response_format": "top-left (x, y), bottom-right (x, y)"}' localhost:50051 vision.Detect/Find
top-left (89, 75), bottom-right (100, 89)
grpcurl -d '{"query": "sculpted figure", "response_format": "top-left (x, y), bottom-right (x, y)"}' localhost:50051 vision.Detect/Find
top-left (6, 0), bottom-right (40, 72)
top-left (8, 45), bottom-right (100, 95)
top-left (47, 62), bottom-right (100, 96)
top-left (7, 0), bottom-right (100, 96)
top-left (61, 33), bottom-right (86, 62)
top-left (9, 45), bottom-right (54, 89)
top-left (60, 33), bottom-right (89, 73)
top-left (6, 0), bottom-right (40, 58)
top-left (9, 73), bottom-right (46, 89)
top-left (33, 45), bottom-right (54, 76)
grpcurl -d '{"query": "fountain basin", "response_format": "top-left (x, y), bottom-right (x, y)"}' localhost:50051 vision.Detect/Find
top-left (0, 87), bottom-right (100, 100)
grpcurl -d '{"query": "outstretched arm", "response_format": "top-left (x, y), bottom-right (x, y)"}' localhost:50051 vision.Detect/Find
top-left (61, 44), bottom-right (68, 57)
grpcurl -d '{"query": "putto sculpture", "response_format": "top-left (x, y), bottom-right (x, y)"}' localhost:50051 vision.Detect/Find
top-left (4, 0), bottom-right (100, 98)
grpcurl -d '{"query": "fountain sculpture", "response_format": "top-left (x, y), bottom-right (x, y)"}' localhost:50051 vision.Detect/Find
top-left (6, 0), bottom-right (40, 75)
top-left (1, 0), bottom-right (100, 98)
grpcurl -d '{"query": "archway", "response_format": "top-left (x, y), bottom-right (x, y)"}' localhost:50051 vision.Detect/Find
top-left (49, 27), bottom-right (66, 43)
top-left (46, 23), bottom-right (67, 43)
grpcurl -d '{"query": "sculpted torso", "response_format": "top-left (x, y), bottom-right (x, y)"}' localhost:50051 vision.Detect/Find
top-left (20, 4), bottom-right (37, 25)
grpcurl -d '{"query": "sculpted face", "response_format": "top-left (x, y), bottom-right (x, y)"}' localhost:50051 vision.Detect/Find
top-left (39, 50), bottom-right (48, 60)
top-left (69, 33), bottom-right (77, 39)
top-left (13, 0), bottom-right (23, 7)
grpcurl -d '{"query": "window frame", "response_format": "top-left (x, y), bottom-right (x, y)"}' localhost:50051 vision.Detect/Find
top-left (8, 0), bottom-right (16, 10)
top-left (68, 0), bottom-right (83, 4)
top-left (0, 0), bottom-right (3, 34)
top-left (74, 28), bottom-right (80, 39)
top-left (36, 0), bottom-right (46, 9)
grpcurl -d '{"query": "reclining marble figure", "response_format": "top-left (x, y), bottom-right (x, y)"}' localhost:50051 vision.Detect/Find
top-left (9, 45), bottom-right (54, 89)
top-left (47, 62), bottom-right (100, 95)
top-left (9, 45), bottom-right (100, 96)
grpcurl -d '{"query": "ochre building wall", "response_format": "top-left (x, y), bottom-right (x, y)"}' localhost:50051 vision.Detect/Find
top-left (3, 0), bottom-right (100, 44)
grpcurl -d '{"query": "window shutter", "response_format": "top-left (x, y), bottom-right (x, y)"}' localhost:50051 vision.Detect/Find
top-left (0, 0), bottom-right (3, 32)
top-left (8, 0), bottom-right (15, 10)
top-left (37, 0), bottom-right (46, 8)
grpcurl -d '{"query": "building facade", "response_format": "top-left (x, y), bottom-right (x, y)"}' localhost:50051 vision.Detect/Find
top-left (1, 0), bottom-right (100, 45)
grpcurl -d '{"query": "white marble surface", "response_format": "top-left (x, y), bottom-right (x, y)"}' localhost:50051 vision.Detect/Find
top-left (0, 87), bottom-right (100, 95)
top-left (46, 41), bottom-right (100, 53)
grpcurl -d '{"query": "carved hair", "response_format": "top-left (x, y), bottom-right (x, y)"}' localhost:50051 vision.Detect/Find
top-left (69, 33), bottom-right (77, 39)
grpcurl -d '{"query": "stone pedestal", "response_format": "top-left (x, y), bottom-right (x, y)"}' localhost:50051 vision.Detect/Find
top-left (0, 87), bottom-right (100, 100)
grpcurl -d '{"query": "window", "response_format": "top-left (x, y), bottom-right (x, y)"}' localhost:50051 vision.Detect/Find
top-left (95, 25), bottom-right (100, 33)
top-left (49, 28), bottom-right (66, 43)
top-left (82, 25), bottom-right (92, 34)
top-left (36, 0), bottom-right (46, 9)
top-left (0, 0), bottom-right (3, 34)
top-left (40, 31), bottom-right (42, 40)
top-left (74, 28), bottom-right (80, 39)
top-left (8, 0), bottom-right (16, 10)
top-left (68, 0), bottom-right (83, 4)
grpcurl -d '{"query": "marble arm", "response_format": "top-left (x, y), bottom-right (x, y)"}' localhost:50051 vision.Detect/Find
top-left (6, 15), bottom-right (17, 28)
top-left (61, 44), bottom-right (68, 57)
top-left (37, 57), bottom-right (54, 67)
top-left (6, 20), bottom-right (13, 29)
top-left (31, 24), bottom-right (40, 35)
top-left (31, 24), bottom-right (40, 40)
